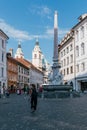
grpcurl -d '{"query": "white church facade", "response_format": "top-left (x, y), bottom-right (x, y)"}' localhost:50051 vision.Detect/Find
top-left (32, 38), bottom-right (51, 84)
top-left (32, 39), bottom-right (42, 70)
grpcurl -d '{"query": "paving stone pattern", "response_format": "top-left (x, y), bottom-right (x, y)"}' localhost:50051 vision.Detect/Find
top-left (0, 94), bottom-right (87, 130)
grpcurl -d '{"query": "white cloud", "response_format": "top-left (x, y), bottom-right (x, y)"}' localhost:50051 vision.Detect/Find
top-left (40, 6), bottom-right (51, 15)
top-left (29, 5), bottom-right (52, 19)
top-left (0, 18), bottom-right (69, 42)
top-left (46, 27), bottom-right (69, 39)
top-left (0, 19), bottom-right (33, 41)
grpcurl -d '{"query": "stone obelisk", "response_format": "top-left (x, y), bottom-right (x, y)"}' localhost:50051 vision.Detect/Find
top-left (51, 11), bottom-right (62, 85)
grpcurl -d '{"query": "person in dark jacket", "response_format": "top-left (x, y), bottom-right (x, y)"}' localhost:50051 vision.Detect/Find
top-left (30, 84), bottom-right (38, 112)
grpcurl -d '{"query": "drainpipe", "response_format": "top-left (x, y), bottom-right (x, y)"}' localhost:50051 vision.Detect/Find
top-left (73, 31), bottom-right (76, 91)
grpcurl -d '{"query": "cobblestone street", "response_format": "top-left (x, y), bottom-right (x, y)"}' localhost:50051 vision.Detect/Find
top-left (0, 94), bottom-right (87, 130)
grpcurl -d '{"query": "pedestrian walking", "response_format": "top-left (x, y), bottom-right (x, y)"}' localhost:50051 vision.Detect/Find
top-left (1, 86), bottom-right (4, 98)
top-left (30, 84), bottom-right (38, 113)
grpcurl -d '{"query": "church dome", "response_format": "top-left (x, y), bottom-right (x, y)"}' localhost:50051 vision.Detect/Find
top-left (15, 41), bottom-right (24, 58)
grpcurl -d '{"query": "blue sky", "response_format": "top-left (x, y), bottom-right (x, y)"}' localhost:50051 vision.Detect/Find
top-left (0, 0), bottom-right (87, 64)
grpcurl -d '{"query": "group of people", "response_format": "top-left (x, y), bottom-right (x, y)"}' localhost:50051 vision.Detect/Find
top-left (0, 86), bottom-right (9, 98)
top-left (16, 84), bottom-right (38, 113)
top-left (0, 84), bottom-right (42, 113)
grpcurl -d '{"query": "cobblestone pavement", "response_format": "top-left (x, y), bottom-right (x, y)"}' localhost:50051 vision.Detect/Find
top-left (0, 93), bottom-right (87, 130)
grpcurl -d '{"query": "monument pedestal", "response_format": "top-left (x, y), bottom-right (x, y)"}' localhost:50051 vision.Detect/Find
top-left (42, 84), bottom-right (73, 98)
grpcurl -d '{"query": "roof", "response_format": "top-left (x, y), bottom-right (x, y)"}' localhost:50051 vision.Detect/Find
top-left (7, 54), bottom-right (19, 64)
top-left (24, 59), bottom-right (43, 74)
top-left (15, 58), bottom-right (30, 69)
top-left (59, 30), bottom-right (74, 48)
top-left (59, 14), bottom-right (87, 48)
top-left (0, 29), bottom-right (9, 39)
top-left (72, 15), bottom-right (87, 29)
top-left (7, 55), bottom-right (29, 69)
top-left (15, 58), bottom-right (43, 74)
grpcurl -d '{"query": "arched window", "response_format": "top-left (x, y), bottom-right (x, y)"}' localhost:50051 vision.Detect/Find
top-left (81, 26), bottom-right (84, 38)
top-left (70, 66), bottom-right (73, 73)
top-left (81, 43), bottom-right (85, 55)
top-left (81, 62), bottom-right (85, 71)
top-left (2, 39), bottom-right (4, 48)
top-left (64, 69), bottom-right (65, 75)
top-left (66, 47), bottom-right (69, 53)
top-left (34, 54), bottom-right (37, 58)
top-left (70, 44), bottom-right (73, 51)
top-left (2, 52), bottom-right (4, 62)
top-left (76, 30), bottom-right (79, 41)
top-left (76, 46), bottom-right (79, 57)
top-left (70, 54), bottom-right (73, 63)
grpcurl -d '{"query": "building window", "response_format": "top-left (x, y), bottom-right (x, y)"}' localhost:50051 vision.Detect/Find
top-left (19, 75), bottom-right (20, 81)
top-left (34, 54), bottom-right (37, 58)
top-left (2, 52), bottom-right (4, 62)
top-left (64, 59), bottom-right (66, 66)
top-left (21, 68), bottom-right (23, 74)
top-left (64, 69), bottom-right (65, 75)
top-left (67, 57), bottom-right (69, 65)
top-left (70, 66), bottom-right (73, 73)
top-left (67, 47), bottom-right (69, 53)
top-left (1, 67), bottom-right (4, 77)
top-left (81, 62), bottom-right (85, 71)
top-left (76, 64), bottom-right (79, 73)
top-left (76, 30), bottom-right (79, 41)
top-left (67, 68), bottom-right (69, 75)
top-left (70, 54), bottom-right (73, 63)
top-left (70, 44), bottom-right (73, 51)
top-left (81, 26), bottom-right (84, 39)
top-left (76, 46), bottom-right (79, 57)
top-left (81, 43), bottom-right (85, 55)
top-left (19, 66), bottom-right (20, 72)
top-left (22, 76), bottom-right (23, 82)
top-left (28, 78), bottom-right (29, 83)
top-left (64, 49), bottom-right (66, 56)
top-left (2, 39), bottom-right (4, 48)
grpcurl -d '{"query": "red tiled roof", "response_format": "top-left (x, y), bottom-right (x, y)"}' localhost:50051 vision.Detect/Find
top-left (15, 58), bottom-right (30, 68)
top-left (15, 58), bottom-right (43, 74)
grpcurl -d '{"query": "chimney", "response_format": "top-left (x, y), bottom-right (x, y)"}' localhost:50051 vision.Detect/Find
top-left (9, 48), bottom-right (14, 57)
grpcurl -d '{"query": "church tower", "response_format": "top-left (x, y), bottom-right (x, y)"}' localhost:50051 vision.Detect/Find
top-left (15, 41), bottom-right (24, 58)
top-left (32, 38), bottom-right (42, 70)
